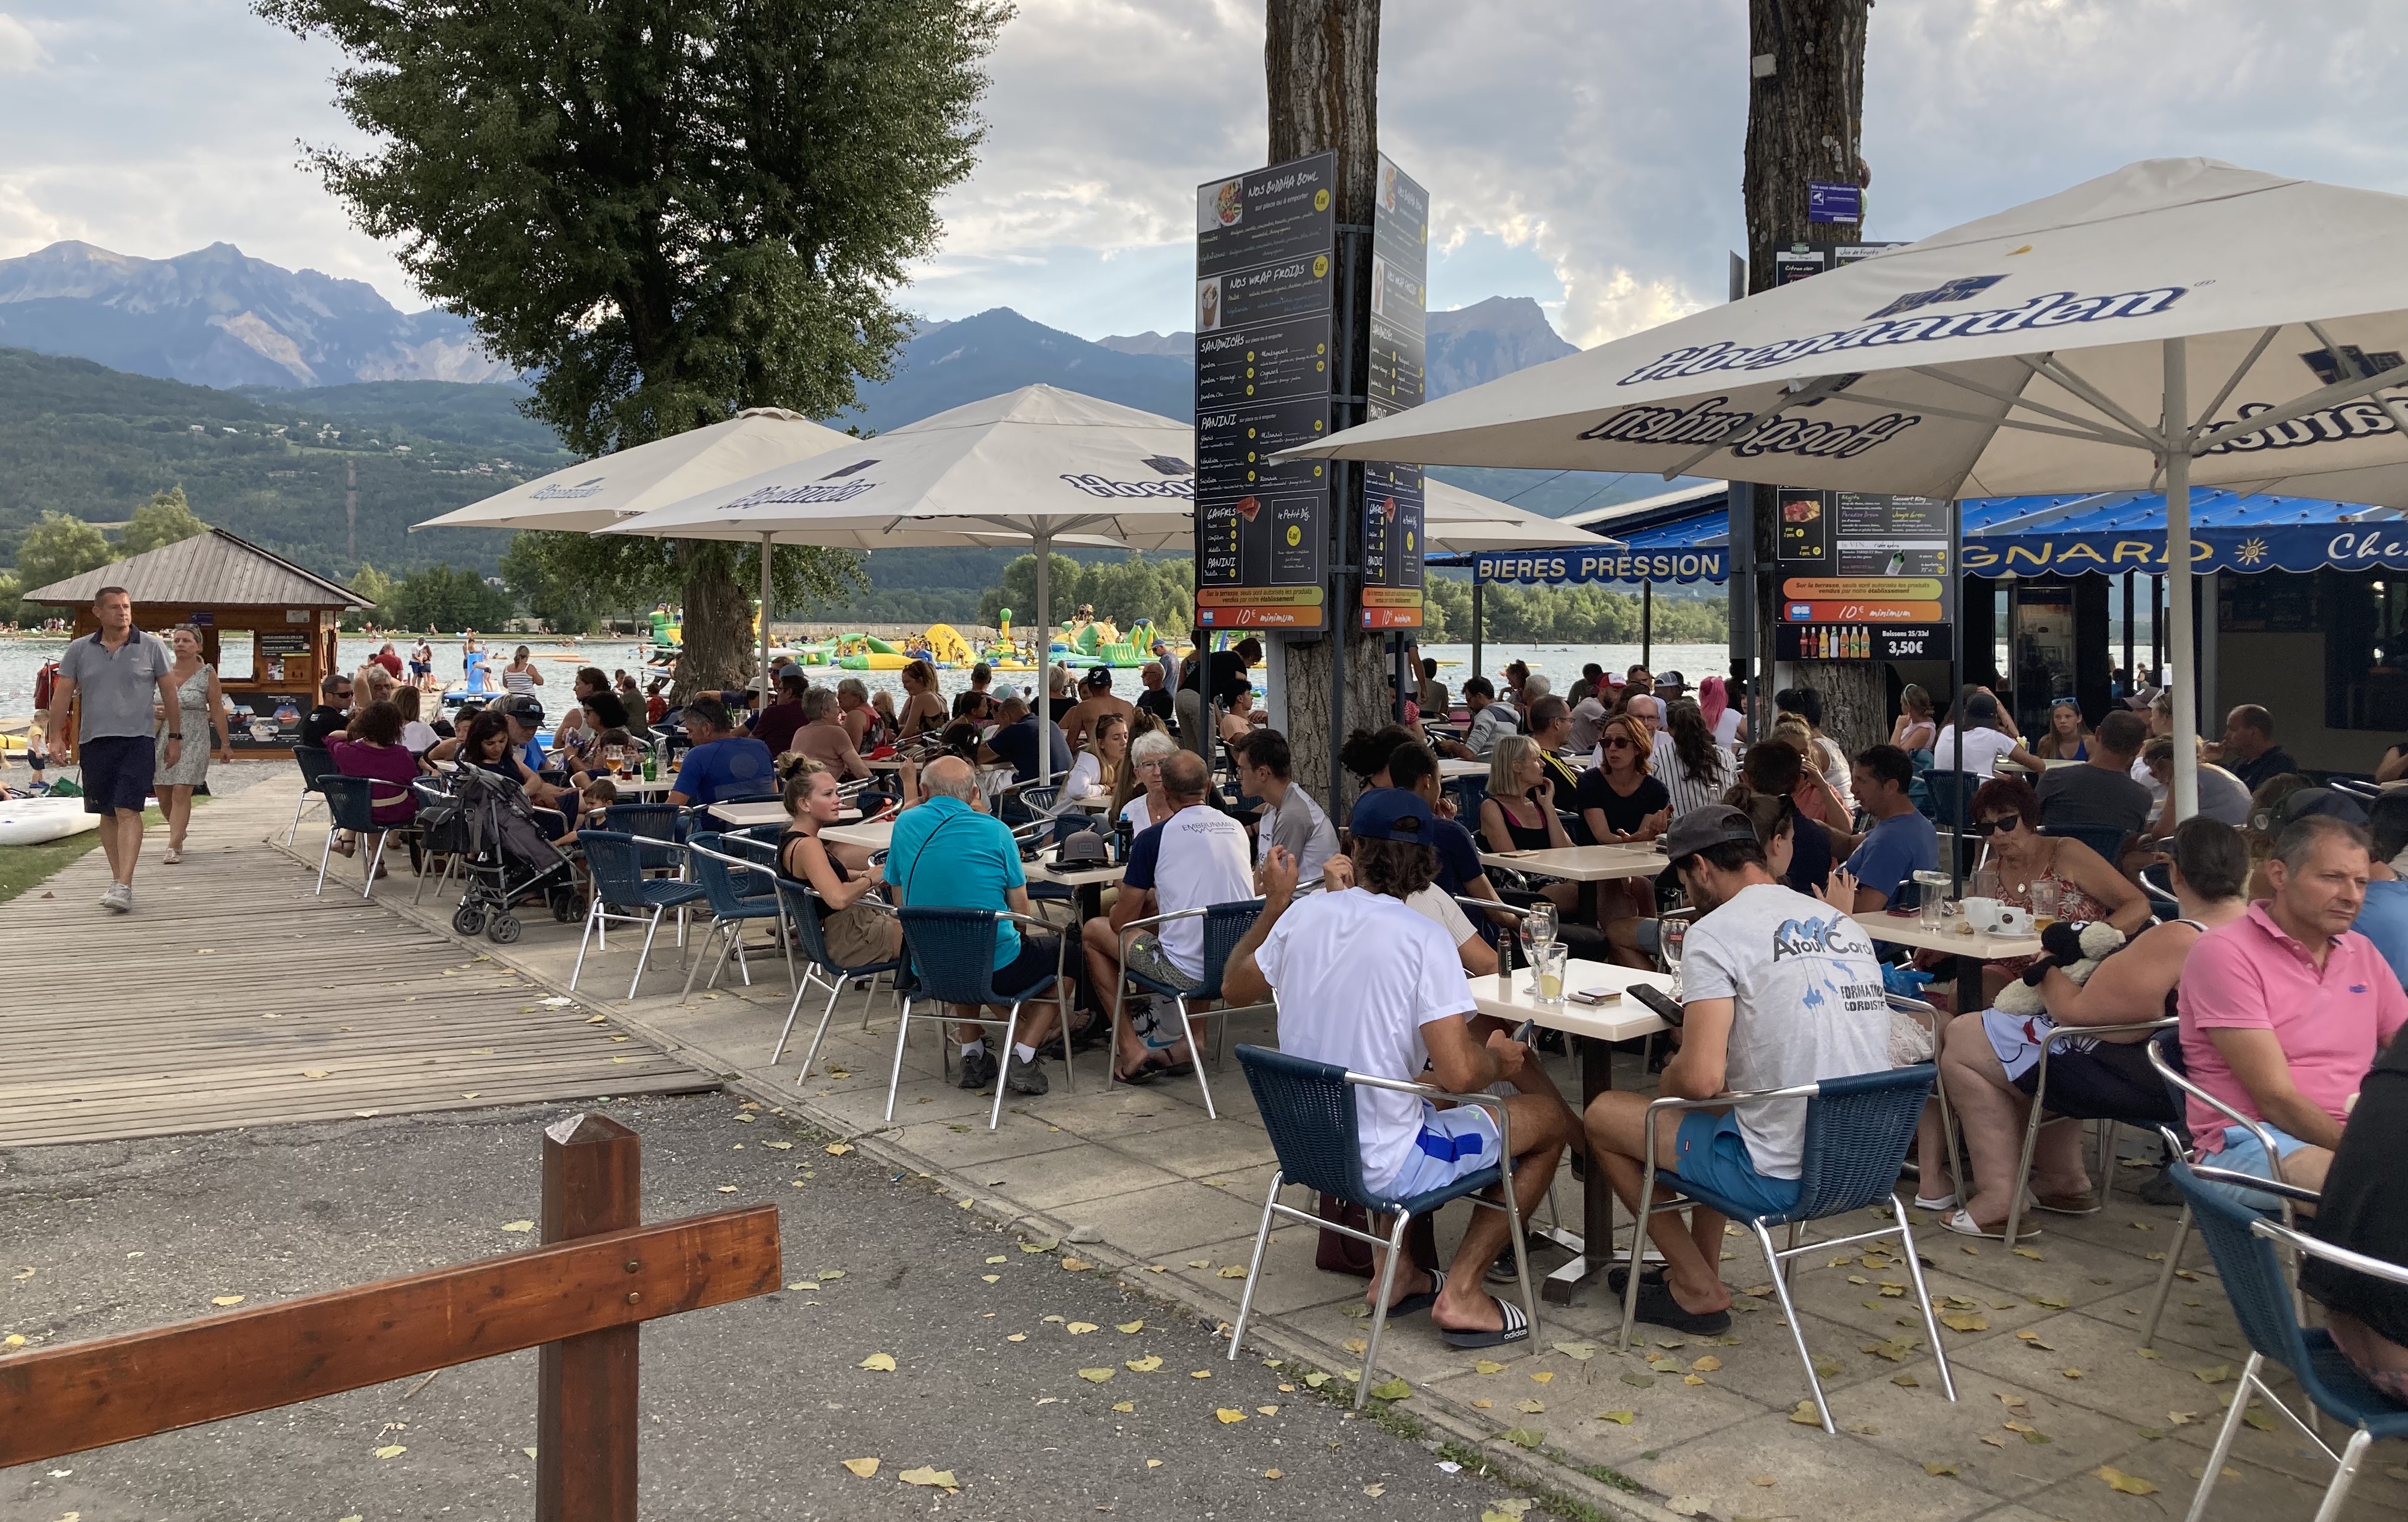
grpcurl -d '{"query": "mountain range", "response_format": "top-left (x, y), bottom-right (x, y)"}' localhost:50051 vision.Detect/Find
top-left (0, 242), bottom-right (510, 390)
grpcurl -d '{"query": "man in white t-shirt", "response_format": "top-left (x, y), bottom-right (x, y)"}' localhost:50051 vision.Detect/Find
top-left (1224, 788), bottom-right (1578, 1350)
top-left (1084, 751), bottom-right (1257, 1083)
top-left (1930, 689), bottom-right (2045, 777)
top-left (1583, 805), bottom-right (1890, 1335)
top-left (1321, 852), bottom-right (1500, 976)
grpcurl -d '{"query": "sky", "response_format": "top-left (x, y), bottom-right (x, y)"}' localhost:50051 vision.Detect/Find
top-left (2, 1), bottom-right (2406, 349)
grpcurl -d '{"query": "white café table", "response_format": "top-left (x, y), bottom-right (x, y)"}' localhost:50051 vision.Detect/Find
top-left (1468, 957), bottom-right (1673, 1304)
top-left (705, 801), bottom-right (859, 830)
top-left (1437, 756), bottom-right (1489, 780)
top-left (1477, 844), bottom-right (1667, 924)
top-left (822, 818), bottom-right (895, 853)
top-left (1846, 909), bottom-right (2044, 1014)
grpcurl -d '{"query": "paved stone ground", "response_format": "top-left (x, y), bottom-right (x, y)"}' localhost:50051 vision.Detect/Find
top-left (70, 778), bottom-right (2403, 1522)
top-left (0, 1096), bottom-right (1532, 1521)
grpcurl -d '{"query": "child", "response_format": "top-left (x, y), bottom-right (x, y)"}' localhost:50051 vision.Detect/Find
top-left (552, 775), bottom-right (619, 848)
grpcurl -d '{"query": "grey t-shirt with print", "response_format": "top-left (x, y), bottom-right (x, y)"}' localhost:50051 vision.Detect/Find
top-left (1677, 880), bottom-right (1890, 1179)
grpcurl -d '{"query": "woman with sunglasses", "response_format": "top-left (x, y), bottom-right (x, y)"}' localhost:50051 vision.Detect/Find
top-left (1480, 734), bottom-right (1582, 922)
top-left (1951, 777), bottom-right (2149, 1006)
top-left (1577, 713), bottom-right (1670, 845)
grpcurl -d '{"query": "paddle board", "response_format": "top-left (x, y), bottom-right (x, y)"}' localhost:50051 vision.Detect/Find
top-left (0, 795), bottom-right (99, 846)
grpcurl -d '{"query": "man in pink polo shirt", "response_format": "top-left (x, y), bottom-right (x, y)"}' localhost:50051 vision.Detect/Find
top-left (2180, 815), bottom-right (2407, 1198)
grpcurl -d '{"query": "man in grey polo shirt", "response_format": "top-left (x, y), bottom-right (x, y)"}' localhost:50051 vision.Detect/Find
top-left (47, 585), bottom-right (183, 912)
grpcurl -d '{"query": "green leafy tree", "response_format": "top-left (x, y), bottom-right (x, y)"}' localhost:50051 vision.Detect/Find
top-left (500, 528), bottom-right (861, 643)
top-left (387, 564), bottom-right (514, 633)
top-left (979, 553), bottom-right (1193, 638)
top-left (344, 562), bottom-right (395, 631)
top-left (1417, 576), bottom-right (1727, 645)
top-left (256, 0), bottom-right (1010, 693)
top-left (118, 485), bottom-right (210, 558)
top-left (13, 512), bottom-right (118, 597)
top-left (497, 531), bottom-right (599, 636)
top-left (0, 570), bottom-right (22, 626)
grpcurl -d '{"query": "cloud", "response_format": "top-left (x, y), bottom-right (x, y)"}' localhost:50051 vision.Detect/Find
top-left (0, 13), bottom-right (44, 74)
top-left (4, 0), bottom-right (2407, 350)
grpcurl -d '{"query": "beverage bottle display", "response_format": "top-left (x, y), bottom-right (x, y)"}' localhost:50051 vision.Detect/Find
top-left (1885, 549), bottom-right (1907, 576)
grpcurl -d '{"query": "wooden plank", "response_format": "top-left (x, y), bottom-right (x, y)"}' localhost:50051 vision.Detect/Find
top-left (0, 1204), bottom-right (780, 1467)
top-left (538, 1113), bottom-right (642, 1522)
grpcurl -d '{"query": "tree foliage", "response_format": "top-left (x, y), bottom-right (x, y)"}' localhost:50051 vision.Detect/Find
top-left (387, 564), bottom-right (514, 633)
top-left (500, 528), bottom-right (866, 637)
top-left (256, 0), bottom-right (1012, 690)
top-left (13, 512), bottom-right (117, 595)
top-left (978, 552), bottom-right (1193, 637)
top-left (344, 563), bottom-right (395, 631)
top-left (1419, 577), bottom-right (1729, 646)
top-left (117, 486), bottom-right (210, 558)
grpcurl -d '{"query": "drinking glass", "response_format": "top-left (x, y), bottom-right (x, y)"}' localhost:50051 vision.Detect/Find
top-left (1913, 870), bottom-right (1951, 930)
top-left (1534, 943), bottom-right (1568, 1005)
top-left (2030, 877), bottom-right (2061, 928)
top-left (1661, 916), bottom-right (1689, 999)
top-left (602, 744), bottom-right (626, 777)
top-left (1527, 900), bottom-right (1559, 955)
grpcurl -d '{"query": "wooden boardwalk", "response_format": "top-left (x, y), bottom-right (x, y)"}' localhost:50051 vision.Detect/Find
top-left (0, 780), bottom-right (710, 1148)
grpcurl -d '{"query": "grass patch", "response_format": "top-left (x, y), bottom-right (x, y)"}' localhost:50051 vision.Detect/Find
top-left (0, 805), bottom-right (169, 907)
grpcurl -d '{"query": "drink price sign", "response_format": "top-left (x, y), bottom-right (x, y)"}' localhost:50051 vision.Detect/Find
top-left (1775, 490), bottom-right (1955, 661)
top-left (1192, 152), bottom-right (1337, 630)
top-left (1360, 154), bottom-right (1429, 630)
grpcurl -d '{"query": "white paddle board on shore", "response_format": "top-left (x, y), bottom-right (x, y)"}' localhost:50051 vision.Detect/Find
top-left (0, 796), bottom-right (100, 846)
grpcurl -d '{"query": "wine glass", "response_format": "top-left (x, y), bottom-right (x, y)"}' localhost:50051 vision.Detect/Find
top-left (1661, 916), bottom-right (1689, 999)
top-left (602, 743), bottom-right (626, 777)
top-left (1527, 899), bottom-right (1559, 955)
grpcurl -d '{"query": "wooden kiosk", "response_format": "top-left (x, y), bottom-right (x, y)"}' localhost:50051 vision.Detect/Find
top-left (25, 529), bottom-right (369, 758)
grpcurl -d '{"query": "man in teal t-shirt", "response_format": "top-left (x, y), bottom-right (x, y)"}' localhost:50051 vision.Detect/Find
top-left (887, 757), bottom-right (1071, 1096)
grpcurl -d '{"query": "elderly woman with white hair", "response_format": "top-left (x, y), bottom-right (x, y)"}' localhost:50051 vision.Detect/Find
top-left (1113, 727), bottom-right (1180, 833)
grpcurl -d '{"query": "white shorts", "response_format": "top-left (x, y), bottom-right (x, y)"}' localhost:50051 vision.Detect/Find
top-left (1381, 1099), bottom-right (1501, 1202)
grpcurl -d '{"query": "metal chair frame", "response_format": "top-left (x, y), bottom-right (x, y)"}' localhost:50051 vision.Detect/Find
top-left (1621, 1066), bottom-right (1958, 1432)
top-left (1225, 1046), bottom-right (1537, 1412)
top-left (311, 774), bottom-right (405, 901)
top-left (2167, 1164), bottom-right (2408, 1522)
top-left (2141, 1041), bottom-right (2310, 1348)
top-left (1101, 898), bottom-right (1266, 1119)
top-left (409, 778), bottom-right (469, 906)
top-left (887, 907), bottom-right (1075, 1132)
top-left (285, 744), bottom-right (337, 845)
top-left (1997, 1015), bottom-right (2180, 1249)
top-left (569, 831), bottom-right (710, 1000)
top-left (683, 835), bottom-right (794, 998)
top-left (772, 882), bottom-right (905, 1077)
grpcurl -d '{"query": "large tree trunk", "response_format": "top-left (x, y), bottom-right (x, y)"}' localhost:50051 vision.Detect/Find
top-left (1744, 0), bottom-right (1885, 756)
top-left (671, 543), bottom-right (754, 699)
top-left (1266, 0), bottom-right (1389, 812)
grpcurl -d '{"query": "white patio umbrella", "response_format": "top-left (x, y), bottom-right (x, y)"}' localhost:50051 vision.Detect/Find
top-left (603, 385), bottom-right (1197, 786)
top-left (1279, 158), bottom-right (2408, 818)
top-left (412, 406), bottom-right (857, 532)
top-left (1421, 477), bottom-right (1624, 553)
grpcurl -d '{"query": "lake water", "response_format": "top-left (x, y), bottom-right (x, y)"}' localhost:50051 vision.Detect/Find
top-left (0, 633), bottom-right (1734, 725)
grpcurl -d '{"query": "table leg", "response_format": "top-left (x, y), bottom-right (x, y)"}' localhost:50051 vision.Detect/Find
top-left (1954, 957), bottom-right (1984, 1021)
top-left (1540, 1034), bottom-right (1618, 1305)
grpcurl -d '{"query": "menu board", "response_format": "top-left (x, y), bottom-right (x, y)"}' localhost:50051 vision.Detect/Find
top-left (1775, 490), bottom-right (1956, 661)
top-left (1193, 153), bottom-right (1336, 631)
top-left (1359, 154), bottom-right (1429, 630)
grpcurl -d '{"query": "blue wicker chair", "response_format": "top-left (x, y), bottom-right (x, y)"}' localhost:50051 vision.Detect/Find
top-left (1620, 1064), bottom-right (1957, 1431)
top-left (572, 830), bottom-right (709, 999)
top-left (771, 875), bottom-right (906, 1079)
top-left (889, 907), bottom-right (1073, 1131)
top-left (1227, 1045), bottom-right (1539, 1411)
top-left (1103, 898), bottom-right (1264, 1119)
top-left (683, 831), bottom-right (790, 997)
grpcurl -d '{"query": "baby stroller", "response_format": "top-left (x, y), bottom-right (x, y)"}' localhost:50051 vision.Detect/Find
top-left (445, 763), bottom-right (579, 943)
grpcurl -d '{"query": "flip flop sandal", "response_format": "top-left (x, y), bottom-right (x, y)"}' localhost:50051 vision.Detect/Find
top-left (1913, 1189), bottom-right (1960, 1211)
top-left (1112, 1063), bottom-right (1162, 1086)
top-left (1384, 1268), bottom-right (1446, 1318)
top-left (1152, 1059), bottom-right (1198, 1080)
top-left (1940, 1207), bottom-right (2041, 1241)
top-left (1438, 1293), bottom-right (1531, 1349)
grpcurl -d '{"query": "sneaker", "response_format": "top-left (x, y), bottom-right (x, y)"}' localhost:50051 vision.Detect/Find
top-left (101, 882), bottom-right (132, 913)
top-left (956, 1048), bottom-right (998, 1092)
top-left (1004, 1052), bottom-right (1051, 1096)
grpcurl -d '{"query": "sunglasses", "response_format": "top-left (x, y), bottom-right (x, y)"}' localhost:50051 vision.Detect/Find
top-left (1970, 814), bottom-right (2027, 835)
top-left (1599, 736), bottom-right (1635, 750)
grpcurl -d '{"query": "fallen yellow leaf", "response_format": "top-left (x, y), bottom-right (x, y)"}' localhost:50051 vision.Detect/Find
top-left (1790, 1400), bottom-right (1824, 1425)
top-left (1126, 1356), bottom-right (1162, 1372)
top-left (1691, 1355), bottom-right (1722, 1373)
top-left (842, 1458), bottom-right (880, 1478)
top-left (2095, 1466), bottom-right (2159, 1496)
top-left (1146, 1458), bottom-right (1163, 1469)
top-left (1515, 1398), bottom-right (1545, 1413)
top-left (825, 1143), bottom-right (852, 1155)
top-left (1597, 1409), bottom-right (1637, 1425)
top-left (1530, 1370), bottom-right (1554, 1384)
top-left (1923, 1461), bottom-right (1958, 1476)
top-left (1263, 1467), bottom-right (1284, 1479)
top-left (1217, 1265), bottom-right (1248, 1279)
top-left (1067, 1322), bottom-right (1099, 1335)
top-left (1472, 1398), bottom-right (1494, 1409)
top-left (500, 1220), bottom-right (535, 1233)
top-left (986, 1254), bottom-right (1008, 1265)
top-left (1216, 1408), bottom-right (1247, 1424)
top-left (1473, 1359), bottom-right (1507, 1375)
top-left (1078, 1368), bottom-right (1115, 1383)
top-left (1112, 1400), bottom-right (1134, 1412)
top-left (210, 1295), bottom-right (245, 1307)
top-left (1189, 1369), bottom-right (1212, 1379)
top-left (1006, 1333), bottom-right (1027, 1343)
top-left (373, 1445), bottom-right (406, 1460)
top-left (858, 1352), bottom-right (898, 1371)
top-left (1061, 1258), bottom-right (1094, 1272)
top-left (1363, 1484), bottom-right (1386, 1497)
top-left (1256, 1404), bottom-right (1279, 1416)
top-left (1117, 1320), bottom-right (1145, 1334)
top-left (899, 1466), bottom-right (958, 1493)
top-left (981, 1274), bottom-right (1000, 1283)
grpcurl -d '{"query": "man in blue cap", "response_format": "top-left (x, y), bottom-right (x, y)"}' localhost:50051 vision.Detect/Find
top-left (1223, 787), bottom-right (1577, 1350)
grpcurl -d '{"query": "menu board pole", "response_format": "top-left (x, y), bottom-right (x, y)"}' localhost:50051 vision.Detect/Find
top-left (1949, 495), bottom-right (1965, 896)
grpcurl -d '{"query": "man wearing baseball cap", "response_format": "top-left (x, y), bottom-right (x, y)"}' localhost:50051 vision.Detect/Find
top-left (1583, 804), bottom-right (1890, 1335)
top-left (1222, 788), bottom-right (1577, 1349)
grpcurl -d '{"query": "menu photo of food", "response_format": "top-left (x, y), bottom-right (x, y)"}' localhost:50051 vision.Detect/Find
top-left (1196, 276), bottom-right (1222, 332)
top-left (1199, 176), bottom-right (1243, 234)
top-left (1234, 494), bottom-right (1264, 523)
top-left (1781, 492), bottom-right (1823, 525)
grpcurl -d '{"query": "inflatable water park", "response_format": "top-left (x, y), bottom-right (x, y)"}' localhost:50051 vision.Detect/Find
top-left (638, 604), bottom-right (1190, 675)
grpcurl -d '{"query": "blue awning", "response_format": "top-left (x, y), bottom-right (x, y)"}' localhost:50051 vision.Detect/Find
top-left (1464, 481), bottom-right (1731, 585)
top-left (1962, 489), bottom-right (2408, 577)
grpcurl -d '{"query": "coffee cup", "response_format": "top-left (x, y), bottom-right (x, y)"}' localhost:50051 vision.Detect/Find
top-left (1990, 903), bottom-right (2032, 934)
top-left (1961, 896), bottom-right (2003, 931)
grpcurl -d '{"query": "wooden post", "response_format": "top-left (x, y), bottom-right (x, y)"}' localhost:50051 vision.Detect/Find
top-left (538, 1112), bottom-right (642, 1522)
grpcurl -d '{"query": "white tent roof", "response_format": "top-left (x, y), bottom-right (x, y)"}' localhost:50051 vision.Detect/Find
top-left (411, 407), bottom-right (856, 532)
top-left (1421, 477), bottom-right (1624, 552)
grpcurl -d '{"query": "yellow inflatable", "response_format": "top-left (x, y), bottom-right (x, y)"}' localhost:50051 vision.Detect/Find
top-left (923, 624), bottom-right (974, 666)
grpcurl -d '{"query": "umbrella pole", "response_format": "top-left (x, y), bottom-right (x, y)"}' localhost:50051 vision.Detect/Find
top-left (1471, 580), bottom-right (1483, 684)
top-left (2163, 338), bottom-right (2201, 823)
top-left (759, 531), bottom-right (774, 710)
top-left (1036, 535), bottom-right (1053, 790)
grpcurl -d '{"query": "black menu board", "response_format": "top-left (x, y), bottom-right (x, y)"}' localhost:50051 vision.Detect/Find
top-left (1193, 153), bottom-right (1337, 631)
top-left (1360, 153), bottom-right (1429, 630)
top-left (1775, 489), bottom-right (1956, 661)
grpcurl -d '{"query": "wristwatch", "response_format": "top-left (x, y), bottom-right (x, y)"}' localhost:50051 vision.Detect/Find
top-left (169, 731), bottom-right (184, 739)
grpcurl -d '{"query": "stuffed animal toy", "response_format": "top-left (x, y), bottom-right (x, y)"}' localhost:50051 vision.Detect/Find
top-left (1991, 920), bottom-right (2126, 1016)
